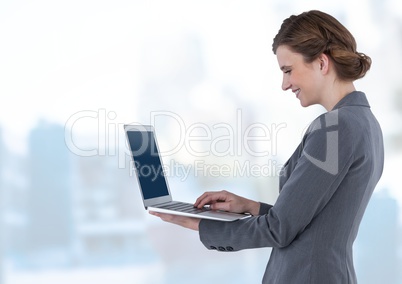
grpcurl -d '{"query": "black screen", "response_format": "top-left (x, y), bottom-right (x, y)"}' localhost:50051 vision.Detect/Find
top-left (127, 130), bottom-right (169, 200)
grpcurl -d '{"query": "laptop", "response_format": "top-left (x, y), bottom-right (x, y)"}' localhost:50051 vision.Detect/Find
top-left (124, 124), bottom-right (251, 222)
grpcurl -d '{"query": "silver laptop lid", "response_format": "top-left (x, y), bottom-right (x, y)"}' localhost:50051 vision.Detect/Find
top-left (124, 124), bottom-right (172, 208)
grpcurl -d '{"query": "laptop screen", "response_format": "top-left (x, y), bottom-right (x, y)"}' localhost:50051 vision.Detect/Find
top-left (126, 130), bottom-right (169, 200)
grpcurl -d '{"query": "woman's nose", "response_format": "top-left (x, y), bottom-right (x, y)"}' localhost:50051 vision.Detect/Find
top-left (282, 76), bottom-right (291, 91)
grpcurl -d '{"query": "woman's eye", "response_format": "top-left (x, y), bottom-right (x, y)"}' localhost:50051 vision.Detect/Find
top-left (284, 70), bottom-right (291, 74)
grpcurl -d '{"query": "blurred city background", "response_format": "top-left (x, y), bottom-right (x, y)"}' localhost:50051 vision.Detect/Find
top-left (1, 0), bottom-right (402, 283)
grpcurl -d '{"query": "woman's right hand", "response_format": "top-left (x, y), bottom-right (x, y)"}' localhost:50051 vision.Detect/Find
top-left (194, 190), bottom-right (260, 216)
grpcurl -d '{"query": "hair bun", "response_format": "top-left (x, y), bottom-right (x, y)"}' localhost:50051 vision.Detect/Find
top-left (273, 10), bottom-right (371, 81)
top-left (356, 52), bottom-right (372, 80)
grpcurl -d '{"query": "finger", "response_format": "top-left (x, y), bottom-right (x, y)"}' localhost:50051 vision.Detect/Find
top-left (149, 211), bottom-right (200, 230)
top-left (194, 191), bottom-right (213, 207)
top-left (210, 201), bottom-right (231, 212)
top-left (195, 191), bottom-right (229, 208)
top-left (150, 211), bottom-right (176, 222)
top-left (196, 190), bottom-right (230, 205)
top-left (149, 211), bottom-right (159, 217)
top-left (149, 211), bottom-right (169, 221)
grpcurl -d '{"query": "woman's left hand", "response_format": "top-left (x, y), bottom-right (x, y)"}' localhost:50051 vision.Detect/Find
top-left (149, 211), bottom-right (200, 231)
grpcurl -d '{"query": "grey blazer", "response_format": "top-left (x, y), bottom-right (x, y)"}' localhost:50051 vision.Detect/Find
top-left (199, 91), bottom-right (384, 284)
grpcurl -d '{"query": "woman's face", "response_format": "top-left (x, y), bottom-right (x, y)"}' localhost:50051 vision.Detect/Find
top-left (276, 45), bottom-right (324, 107)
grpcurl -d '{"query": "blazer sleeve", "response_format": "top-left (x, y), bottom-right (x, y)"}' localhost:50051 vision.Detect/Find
top-left (199, 113), bottom-right (356, 251)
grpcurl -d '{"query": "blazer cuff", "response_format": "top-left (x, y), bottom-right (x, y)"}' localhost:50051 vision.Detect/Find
top-left (198, 218), bottom-right (240, 252)
top-left (258, 202), bottom-right (273, 215)
top-left (199, 219), bottom-right (223, 251)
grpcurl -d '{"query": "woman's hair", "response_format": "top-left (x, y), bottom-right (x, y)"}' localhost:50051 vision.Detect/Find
top-left (272, 10), bottom-right (371, 81)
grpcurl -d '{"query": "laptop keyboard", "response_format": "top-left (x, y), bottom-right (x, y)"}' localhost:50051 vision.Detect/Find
top-left (157, 201), bottom-right (210, 214)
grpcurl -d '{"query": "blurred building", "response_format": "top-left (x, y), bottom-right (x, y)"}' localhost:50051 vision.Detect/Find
top-left (0, 127), bottom-right (4, 284)
top-left (0, 128), bottom-right (26, 281)
top-left (354, 190), bottom-right (400, 284)
top-left (25, 121), bottom-right (74, 267)
top-left (70, 153), bottom-right (153, 267)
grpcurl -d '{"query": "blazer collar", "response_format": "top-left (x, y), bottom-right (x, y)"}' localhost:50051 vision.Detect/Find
top-left (332, 91), bottom-right (370, 111)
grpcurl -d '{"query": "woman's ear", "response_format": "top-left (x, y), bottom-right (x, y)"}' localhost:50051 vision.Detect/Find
top-left (318, 53), bottom-right (330, 75)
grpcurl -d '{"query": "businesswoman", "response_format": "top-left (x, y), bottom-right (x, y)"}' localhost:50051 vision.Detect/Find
top-left (150, 10), bottom-right (384, 283)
